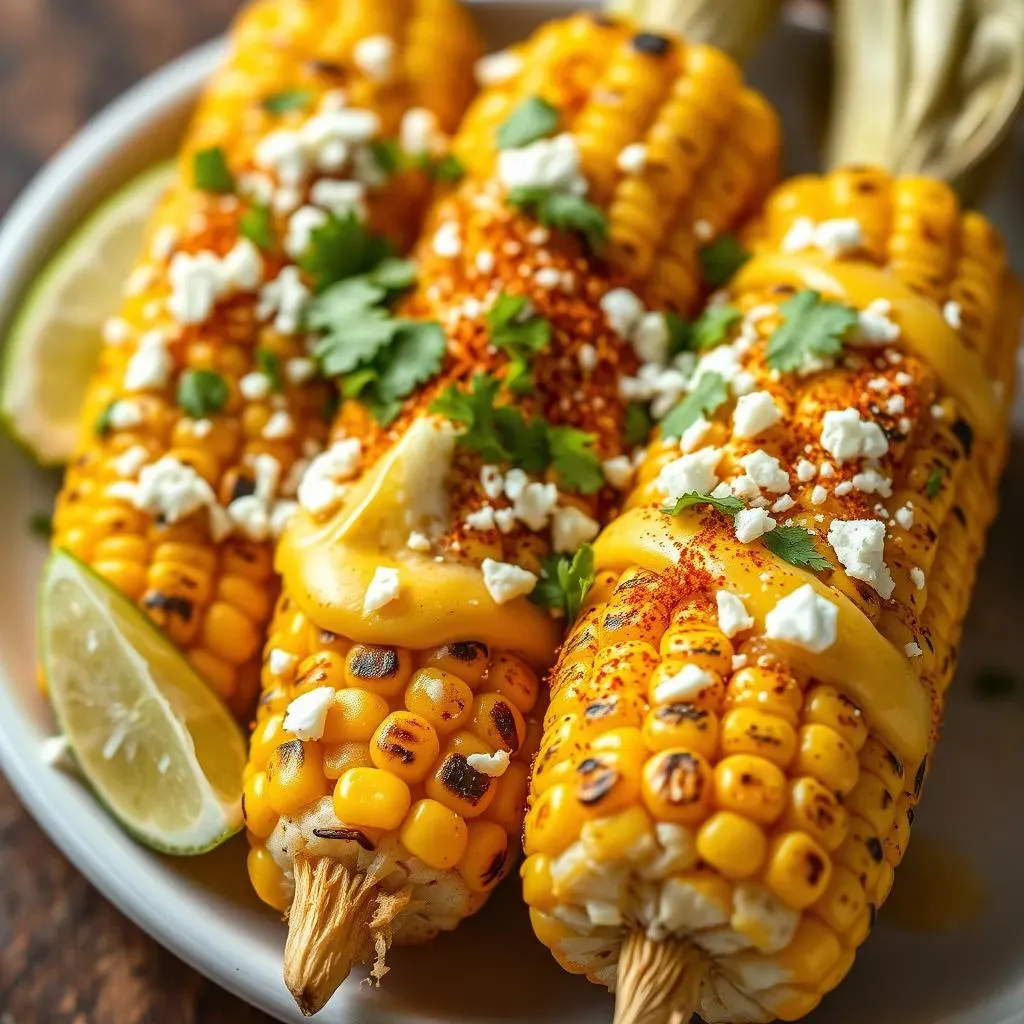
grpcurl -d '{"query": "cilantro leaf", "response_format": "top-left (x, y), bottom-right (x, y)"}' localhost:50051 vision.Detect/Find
top-left (262, 89), bottom-right (314, 115)
top-left (925, 467), bottom-right (943, 498)
top-left (299, 212), bottom-right (393, 292)
top-left (507, 188), bottom-right (608, 251)
top-left (94, 402), bottom-right (116, 437)
top-left (623, 402), bottom-right (653, 447)
top-left (193, 147), bottom-right (235, 194)
top-left (255, 348), bottom-right (283, 391)
top-left (487, 292), bottom-right (551, 394)
top-left (373, 321), bottom-right (447, 403)
top-left (530, 543), bottom-right (595, 621)
top-left (766, 290), bottom-right (858, 373)
top-left (548, 426), bottom-right (603, 494)
top-left (660, 372), bottom-right (728, 439)
top-left (177, 369), bottom-right (228, 418)
top-left (28, 511), bottom-right (53, 540)
top-left (662, 491), bottom-right (745, 516)
top-left (240, 204), bottom-right (277, 251)
top-left (369, 139), bottom-right (401, 177)
top-left (368, 257), bottom-right (417, 291)
top-left (497, 97), bottom-right (560, 149)
top-left (429, 154), bottom-right (466, 183)
top-left (693, 305), bottom-right (741, 349)
top-left (666, 312), bottom-right (693, 356)
top-left (699, 234), bottom-right (750, 287)
top-left (763, 526), bottom-right (832, 571)
top-left (430, 375), bottom-right (514, 463)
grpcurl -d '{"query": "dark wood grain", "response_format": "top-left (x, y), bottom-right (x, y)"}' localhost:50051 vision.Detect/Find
top-left (0, 3), bottom-right (275, 1020)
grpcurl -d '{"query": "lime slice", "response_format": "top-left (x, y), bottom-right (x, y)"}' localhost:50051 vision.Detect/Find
top-left (2, 161), bottom-right (176, 466)
top-left (39, 550), bottom-right (245, 854)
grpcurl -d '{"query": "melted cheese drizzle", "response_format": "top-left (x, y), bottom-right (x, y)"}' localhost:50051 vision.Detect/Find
top-left (594, 507), bottom-right (930, 763)
top-left (278, 420), bottom-right (560, 670)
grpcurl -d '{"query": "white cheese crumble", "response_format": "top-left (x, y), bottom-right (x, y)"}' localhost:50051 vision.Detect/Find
top-left (716, 591), bottom-right (754, 638)
top-left (827, 518), bottom-right (895, 598)
top-left (123, 456), bottom-right (229, 539)
top-left (167, 240), bottom-right (264, 325)
top-left (262, 410), bottom-right (295, 439)
top-left (765, 584), bottom-right (838, 652)
top-left (466, 750), bottom-right (511, 777)
top-left (474, 50), bottom-right (523, 86)
top-left (781, 216), bottom-right (863, 257)
top-left (652, 663), bottom-right (713, 704)
top-left (285, 205), bottom-right (329, 260)
top-left (656, 448), bottom-right (722, 500)
top-left (851, 468), bottom-right (893, 496)
top-left (895, 503), bottom-right (915, 529)
top-left (297, 438), bottom-right (363, 515)
top-left (113, 445), bottom-right (150, 478)
top-left (284, 686), bottom-right (335, 741)
top-left (740, 450), bottom-right (790, 494)
top-left (497, 133), bottom-right (587, 195)
top-left (795, 458), bottom-right (817, 482)
top-left (820, 408), bottom-right (889, 463)
top-left (363, 566), bottom-right (401, 614)
top-left (910, 567), bottom-right (925, 590)
top-left (679, 416), bottom-right (711, 454)
top-left (432, 220), bottom-right (462, 258)
top-left (102, 317), bottom-right (133, 345)
top-left (577, 343), bottom-right (598, 374)
top-left (942, 300), bottom-right (962, 329)
top-left (239, 372), bottom-right (271, 401)
top-left (734, 507), bottom-right (776, 543)
top-left (124, 342), bottom-right (172, 392)
top-left (480, 465), bottom-right (505, 500)
top-left (732, 390), bottom-right (781, 439)
top-left (617, 143), bottom-right (647, 174)
top-left (854, 299), bottom-right (900, 346)
top-left (481, 559), bottom-right (538, 605)
top-left (465, 505), bottom-right (496, 531)
top-left (400, 107), bottom-right (441, 156)
top-left (552, 506), bottom-right (600, 553)
top-left (602, 456), bottom-right (633, 490)
top-left (310, 178), bottom-right (367, 220)
top-left (534, 266), bottom-right (562, 289)
top-left (771, 494), bottom-right (795, 514)
top-left (599, 288), bottom-right (644, 340)
top-left (285, 357), bottom-right (317, 384)
top-left (268, 648), bottom-right (298, 676)
top-left (108, 400), bottom-right (144, 430)
top-left (353, 35), bottom-right (395, 82)
top-left (407, 531), bottom-right (432, 552)
top-left (905, 641), bottom-right (923, 658)
top-left (885, 395), bottom-right (906, 415)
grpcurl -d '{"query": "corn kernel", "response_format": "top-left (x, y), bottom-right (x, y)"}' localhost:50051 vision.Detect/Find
top-left (576, 691), bottom-right (646, 738)
top-left (265, 740), bottom-right (329, 815)
top-left (202, 600), bottom-right (261, 664)
top-left (660, 624), bottom-right (733, 676)
top-left (720, 707), bottom-right (798, 767)
top-left (243, 771), bottom-right (278, 839)
top-left (811, 864), bottom-right (865, 932)
top-left (696, 811), bottom-right (767, 879)
top-left (642, 703), bottom-right (719, 758)
top-left (250, 713), bottom-right (286, 770)
top-left (371, 711), bottom-right (440, 784)
top-left (531, 718), bottom-right (579, 797)
top-left (426, 733), bottom-right (497, 819)
top-left (344, 644), bottom-right (413, 697)
top-left (574, 751), bottom-right (642, 818)
top-left (589, 726), bottom-right (648, 765)
top-left (486, 652), bottom-right (540, 713)
top-left (529, 907), bottom-right (583, 953)
top-left (765, 831), bottom-right (833, 909)
top-left (459, 821), bottom-right (511, 892)
top-left (404, 668), bottom-right (473, 733)
top-left (581, 804), bottom-right (654, 862)
top-left (521, 854), bottom-right (557, 909)
top-left (421, 641), bottom-right (490, 687)
top-left (641, 749), bottom-right (713, 825)
top-left (189, 649), bottom-right (236, 701)
top-left (725, 664), bottom-right (803, 725)
top-left (858, 737), bottom-right (905, 797)
top-left (782, 776), bottom-right (848, 852)
top-left (774, 916), bottom-right (842, 985)
top-left (846, 770), bottom-right (897, 837)
top-left (247, 845), bottom-right (290, 912)
top-left (295, 651), bottom-right (346, 692)
top-left (469, 693), bottom-right (526, 753)
top-left (322, 741), bottom-right (373, 779)
top-left (804, 685), bottom-right (868, 751)
top-left (322, 689), bottom-right (390, 743)
top-left (400, 798), bottom-right (468, 870)
top-left (333, 767), bottom-right (411, 831)
top-left (795, 723), bottom-right (860, 795)
top-left (713, 754), bottom-right (787, 825)
top-left (482, 759), bottom-right (530, 834)
top-left (843, 904), bottom-right (874, 948)
top-left (525, 782), bottom-right (588, 857)
top-left (874, 860), bottom-right (895, 905)
top-left (835, 815), bottom-right (885, 892)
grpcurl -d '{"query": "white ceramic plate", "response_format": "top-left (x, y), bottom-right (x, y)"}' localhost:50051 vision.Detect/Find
top-left (2, 6), bottom-right (1024, 1023)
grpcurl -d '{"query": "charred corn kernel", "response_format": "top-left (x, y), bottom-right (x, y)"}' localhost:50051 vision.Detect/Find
top-left (531, 718), bottom-right (580, 797)
top-left (242, 772), bottom-right (278, 839)
top-left (859, 737), bottom-right (906, 798)
top-left (482, 759), bottom-right (530, 833)
top-left (344, 645), bottom-right (414, 697)
top-left (371, 711), bottom-right (441, 784)
top-left (641, 749), bottom-right (714, 825)
top-left (765, 832), bottom-right (833, 910)
top-left (265, 740), bottom-right (329, 816)
top-left (577, 691), bottom-right (647, 738)
top-left (659, 625), bottom-right (734, 677)
top-left (782, 777), bottom-right (849, 853)
top-left (295, 651), bottom-right (346, 692)
top-left (574, 752), bottom-right (642, 817)
top-left (400, 799), bottom-right (468, 870)
top-left (426, 735), bottom-right (498, 820)
top-left (422, 642), bottom-right (490, 688)
top-left (487, 653), bottom-right (540, 714)
top-left (794, 724), bottom-right (861, 796)
top-left (713, 754), bottom-right (788, 825)
top-left (642, 702), bottom-right (719, 758)
top-left (247, 846), bottom-right (290, 912)
top-left (521, 855), bottom-right (557, 910)
top-left (322, 742), bottom-right (374, 780)
top-left (846, 771), bottom-right (898, 837)
top-left (696, 811), bottom-right (768, 879)
top-left (469, 693), bottom-right (526, 753)
top-left (249, 713), bottom-right (286, 770)
top-left (333, 767), bottom-right (411, 831)
top-left (581, 804), bottom-right (654, 862)
top-left (886, 803), bottom-right (912, 865)
top-left (720, 708), bottom-right (798, 768)
top-left (525, 783), bottom-right (588, 858)
top-left (459, 821), bottom-right (510, 892)
top-left (404, 668), bottom-right (474, 733)
top-left (835, 816), bottom-right (885, 892)
top-left (804, 686), bottom-right (868, 751)
top-left (322, 689), bottom-right (390, 743)
top-left (811, 865), bottom-right (866, 933)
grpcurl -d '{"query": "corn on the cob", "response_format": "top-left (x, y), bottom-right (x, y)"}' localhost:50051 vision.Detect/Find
top-left (521, 166), bottom-right (1020, 1023)
top-left (242, 12), bottom-right (781, 1013)
top-left (51, 0), bottom-right (483, 716)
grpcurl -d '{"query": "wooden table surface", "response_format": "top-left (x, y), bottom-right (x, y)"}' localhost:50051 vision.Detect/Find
top-left (0, 4), bottom-right (275, 1020)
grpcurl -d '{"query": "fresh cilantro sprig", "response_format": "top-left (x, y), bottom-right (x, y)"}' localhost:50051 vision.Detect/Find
top-left (262, 89), bottom-right (314, 115)
top-left (299, 212), bottom-right (394, 292)
top-left (369, 140), bottom-right (466, 184)
top-left (623, 402), bottom-right (653, 447)
top-left (255, 348), bottom-right (284, 391)
top-left (699, 234), bottom-right (750, 287)
top-left (662, 491), bottom-right (831, 571)
top-left (531, 543), bottom-right (595, 621)
top-left (766, 290), bottom-right (858, 373)
top-left (666, 312), bottom-right (693, 356)
top-left (429, 374), bottom-right (603, 493)
top-left (693, 305), bottom-right (741, 350)
top-left (660, 372), bottom-right (728, 439)
top-left (925, 467), bottom-right (943, 498)
top-left (487, 292), bottom-right (551, 394)
top-left (193, 147), bottom-right (235, 194)
top-left (429, 153), bottom-right (466, 183)
top-left (94, 402), bottom-right (116, 437)
top-left (177, 370), bottom-right (228, 418)
top-left (240, 204), bottom-right (277, 251)
top-left (497, 97), bottom-right (560, 149)
top-left (507, 189), bottom-right (608, 251)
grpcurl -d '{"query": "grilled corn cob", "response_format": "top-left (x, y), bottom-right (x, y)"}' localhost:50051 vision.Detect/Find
top-left (242, 10), bottom-right (781, 1014)
top-left (520, 165), bottom-right (1020, 1022)
top-left (51, 0), bottom-right (482, 716)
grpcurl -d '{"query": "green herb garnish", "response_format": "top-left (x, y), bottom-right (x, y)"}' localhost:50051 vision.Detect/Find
top-left (548, 426), bottom-right (604, 494)
top-left (193, 147), bottom-right (235, 194)
top-left (623, 402), bottom-right (653, 447)
top-left (666, 312), bottom-right (693, 356)
top-left (94, 402), bottom-right (116, 437)
top-left (531, 544), bottom-right (595, 621)
top-left (692, 305), bottom-right (741, 350)
top-left (429, 153), bottom-right (466, 183)
top-left (261, 89), bottom-right (314, 115)
top-left (255, 348), bottom-right (284, 392)
top-left (662, 491), bottom-right (745, 516)
top-left (925, 468), bottom-right (943, 498)
top-left (177, 369), bottom-right (228, 418)
top-left (497, 97), bottom-right (560, 149)
top-left (369, 139), bottom-right (402, 177)
top-left (239, 204), bottom-right (277, 251)
top-left (299, 212), bottom-right (394, 292)
top-left (506, 188), bottom-right (608, 251)
top-left (487, 292), bottom-right (551, 394)
top-left (699, 234), bottom-right (750, 287)
top-left (660, 372), bottom-right (728, 439)
top-left (765, 290), bottom-right (858, 373)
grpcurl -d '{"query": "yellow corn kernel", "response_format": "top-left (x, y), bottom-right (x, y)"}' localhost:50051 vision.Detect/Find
top-left (322, 741), bottom-right (374, 779)
top-left (589, 726), bottom-right (648, 764)
top-left (404, 668), bottom-right (473, 733)
top-left (794, 723), bottom-right (860, 795)
top-left (782, 777), bottom-right (849, 852)
top-left (821, 947), bottom-right (857, 995)
top-left (764, 831), bottom-right (833, 910)
top-left (660, 624), bottom-right (733, 676)
top-left (459, 820), bottom-right (511, 893)
top-left (521, 854), bottom-right (557, 909)
top-left (775, 917), bottom-right (843, 985)
top-left (529, 907), bottom-right (584, 956)
top-left (201, 600), bottom-right (261, 665)
top-left (725, 664), bottom-right (804, 726)
top-left (846, 770), bottom-right (898, 837)
top-left (573, 751), bottom-right (642, 819)
top-left (247, 846), bottom-right (290, 912)
top-left (426, 733), bottom-right (497, 819)
top-left (843, 904), bottom-right (874, 949)
top-left (576, 691), bottom-right (646, 738)
top-left (835, 815), bottom-right (885, 892)
top-left (295, 650), bottom-right (347, 692)
top-left (217, 574), bottom-right (273, 627)
top-left (642, 703), bottom-right (719, 758)
top-left (487, 652), bottom-right (540, 713)
top-left (695, 811), bottom-right (768, 879)
top-left (874, 861), bottom-right (895, 905)
top-left (344, 644), bottom-right (414, 697)
top-left (713, 754), bottom-right (788, 825)
top-left (811, 864), bottom-right (866, 933)
top-left (333, 767), bottom-right (411, 831)
top-left (421, 641), bottom-right (490, 687)
top-left (886, 803), bottom-right (912, 865)
top-left (858, 736), bottom-right (906, 797)
top-left (189, 649), bottom-right (236, 701)
top-left (265, 740), bottom-right (329, 815)
top-left (250, 713), bottom-right (286, 770)
top-left (400, 798), bottom-right (469, 870)
top-left (482, 759), bottom-right (530, 834)
top-left (469, 693), bottom-right (526, 753)
top-left (243, 771), bottom-right (278, 839)
top-left (531, 718), bottom-right (579, 797)
top-left (322, 688), bottom-right (390, 744)
top-left (371, 711), bottom-right (440, 784)
top-left (581, 804), bottom-right (654, 862)
top-left (641, 749), bottom-right (713, 825)
top-left (525, 782), bottom-right (588, 857)
top-left (804, 685), bottom-right (868, 751)
top-left (93, 560), bottom-right (148, 600)
top-left (719, 707), bottom-right (798, 768)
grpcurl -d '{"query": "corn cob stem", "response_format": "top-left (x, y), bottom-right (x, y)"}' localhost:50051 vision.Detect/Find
top-left (284, 854), bottom-right (413, 1016)
top-left (614, 931), bottom-right (705, 1024)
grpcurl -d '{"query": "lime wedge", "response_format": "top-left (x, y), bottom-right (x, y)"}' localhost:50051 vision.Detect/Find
top-left (2, 161), bottom-right (176, 466)
top-left (39, 550), bottom-right (245, 854)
